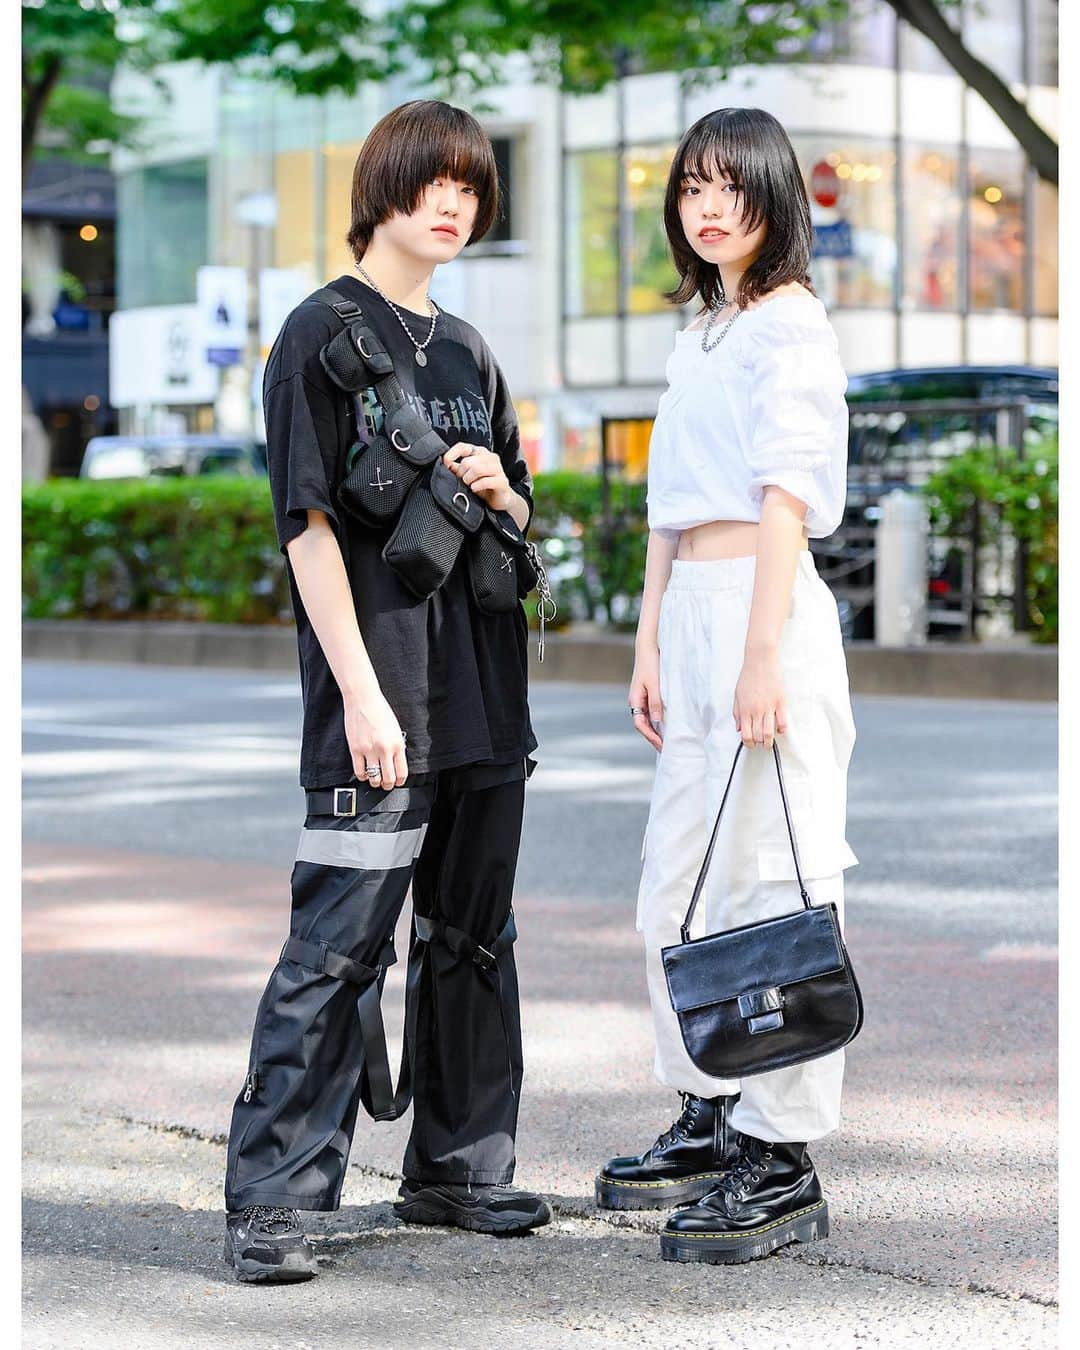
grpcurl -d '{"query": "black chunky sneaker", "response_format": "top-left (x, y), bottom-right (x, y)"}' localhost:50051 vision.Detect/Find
top-left (595, 1092), bottom-right (740, 1210)
top-left (393, 1180), bottom-right (552, 1235)
top-left (224, 1205), bottom-right (318, 1282)
top-left (660, 1134), bottom-right (829, 1265)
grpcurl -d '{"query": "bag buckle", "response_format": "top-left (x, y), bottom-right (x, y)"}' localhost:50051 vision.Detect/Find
top-left (333, 787), bottom-right (358, 817)
top-left (472, 944), bottom-right (496, 971)
top-left (738, 987), bottom-right (784, 1034)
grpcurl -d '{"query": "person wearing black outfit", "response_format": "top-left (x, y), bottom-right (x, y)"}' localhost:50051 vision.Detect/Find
top-left (222, 100), bottom-right (550, 1283)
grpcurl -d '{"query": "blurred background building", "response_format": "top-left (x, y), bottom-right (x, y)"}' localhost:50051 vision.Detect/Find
top-left (33, 0), bottom-right (1057, 479)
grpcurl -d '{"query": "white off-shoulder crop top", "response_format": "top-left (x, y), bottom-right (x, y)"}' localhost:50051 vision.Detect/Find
top-left (646, 293), bottom-right (849, 540)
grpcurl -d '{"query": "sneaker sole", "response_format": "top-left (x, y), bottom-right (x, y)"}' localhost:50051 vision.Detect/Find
top-left (659, 1200), bottom-right (829, 1265)
top-left (594, 1171), bottom-right (727, 1211)
top-left (392, 1196), bottom-right (552, 1236)
top-left (223, 1236), bottom-right (318, 1283)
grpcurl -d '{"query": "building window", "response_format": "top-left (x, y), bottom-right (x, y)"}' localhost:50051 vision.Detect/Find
top-left (324, 141), bottom-right (364, 278)
top-left (903, 147), bottom-right (961, 310)
top-left (794, 139), bottom-right (897, 308)
top-left (484, 136), bottom-right (517, 245)
top-left (1032, 0), bottom-right (1059, 86)
top-left (626, 144), bottom-right (677, 314)
top-left (273, 148), bottom-right (318, 275)
top-left (802, 0), bottom-right (896, 66)
top-left (968, 149), bottom-right (1025, 311)
top-left (117, 158), bottom-right (208, 309)
top-left (565, 150), bottom-right (618, 317)
top-left (964, 0), bottom-right (1023, 85)
top-left (1034, 178), bottom-right (1058, 316)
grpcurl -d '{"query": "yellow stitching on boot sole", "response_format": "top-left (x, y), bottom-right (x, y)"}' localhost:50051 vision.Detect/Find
top-left (599, 1172), bottom-right (725, 1189)
top-left (664, 1200), bottom-right (826, 1240)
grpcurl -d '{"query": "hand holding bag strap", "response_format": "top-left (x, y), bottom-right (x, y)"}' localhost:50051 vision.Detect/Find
top-left (679, 741), bottom-right (811, 944)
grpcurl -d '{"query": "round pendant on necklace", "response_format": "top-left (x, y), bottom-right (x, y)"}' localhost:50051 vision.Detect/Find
top-left (415, 349), bottom-right (428, 367)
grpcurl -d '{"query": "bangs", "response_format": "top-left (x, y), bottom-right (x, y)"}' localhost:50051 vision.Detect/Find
top-left (674, 111), bottom-right (769, 233)
top-left (347, 100), bottom-right (500, 260)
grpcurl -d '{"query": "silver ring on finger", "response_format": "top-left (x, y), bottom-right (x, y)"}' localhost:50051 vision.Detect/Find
top-left (365, 764), bottom-right (382, 780)
top-left (629, 706), bottom-right (645, 717)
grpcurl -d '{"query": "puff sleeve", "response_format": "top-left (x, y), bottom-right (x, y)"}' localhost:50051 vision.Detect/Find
top-left (744, 316), bottom-right (849, 538)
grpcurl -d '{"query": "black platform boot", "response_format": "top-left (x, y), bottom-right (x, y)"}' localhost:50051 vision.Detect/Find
top-left (659, 1134), bottom-right (829, 1265)
top-left (594, 1092), bottom-right (740, 1210)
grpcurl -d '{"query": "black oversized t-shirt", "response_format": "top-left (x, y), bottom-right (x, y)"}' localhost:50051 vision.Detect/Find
top-left (263, 273), bottom-right (538, 788)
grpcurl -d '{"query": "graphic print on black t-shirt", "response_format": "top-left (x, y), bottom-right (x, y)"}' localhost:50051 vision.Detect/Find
top-left (355, 383), bottom-right (493, 446)
top-left (262, 272), bottom-right (537, 788)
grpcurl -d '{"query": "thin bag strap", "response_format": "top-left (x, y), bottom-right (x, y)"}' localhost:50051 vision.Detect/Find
top-left (679, 741), bottom-right (812, 943)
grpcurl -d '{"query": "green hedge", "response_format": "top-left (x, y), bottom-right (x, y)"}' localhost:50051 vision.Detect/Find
top-left (22, 473), bottom-right (649, 627)
top-left (922, 439), bottom-right (1058, 644)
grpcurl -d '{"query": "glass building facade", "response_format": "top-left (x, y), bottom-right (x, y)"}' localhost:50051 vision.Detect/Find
top-left (110, 0), bottom-right (1057, 469)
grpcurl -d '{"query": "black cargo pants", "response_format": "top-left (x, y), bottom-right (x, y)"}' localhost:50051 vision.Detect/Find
top-left (224, 757), bottom-right (533, 1213)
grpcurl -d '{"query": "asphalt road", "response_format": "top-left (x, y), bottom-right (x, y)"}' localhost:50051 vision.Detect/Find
top-left (22, 661), bottom-right (1058, 1348)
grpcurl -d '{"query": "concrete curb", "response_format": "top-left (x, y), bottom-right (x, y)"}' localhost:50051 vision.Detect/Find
top-left (22, 619), bottom-right (1058, 701)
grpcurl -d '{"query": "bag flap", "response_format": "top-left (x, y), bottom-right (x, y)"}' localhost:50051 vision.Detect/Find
top-left (384, 405), bottom-right (446, 467)
top-left (661, 904), bottom-right (845, 1014)
top-left (429, 458), bottom-right (483, 534)
top-left (485, 506), bottom-right (526, 549)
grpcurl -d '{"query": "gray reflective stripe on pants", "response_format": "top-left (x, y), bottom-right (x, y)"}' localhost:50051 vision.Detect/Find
top-left (295, 823), bottom-right (428, 871)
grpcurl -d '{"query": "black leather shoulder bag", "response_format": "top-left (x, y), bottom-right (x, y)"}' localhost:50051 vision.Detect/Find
top-left (661, 740), bottom-right (864, 1079)
top-left (310, 285), bottom-right (556, 656)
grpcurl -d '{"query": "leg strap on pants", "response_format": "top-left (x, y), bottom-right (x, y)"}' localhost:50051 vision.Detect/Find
top-left (280, 934), bottom-right (415, 1124)
top-left (414, 911), bottom-right (518, 1098)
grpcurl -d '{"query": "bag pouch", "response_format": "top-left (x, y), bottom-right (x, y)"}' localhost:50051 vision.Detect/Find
top-left (337, 436), bottom-right (420, 525)
top-left (382, 469), bottom-right (467, 599)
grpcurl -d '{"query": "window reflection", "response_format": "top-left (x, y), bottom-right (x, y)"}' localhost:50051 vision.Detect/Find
top-left (1034, 179), bottom-right (1058, 317)
top-left (903, 147), bottom-right (960, 310)
top-left (565, 151), bottom-right (618, 317)
top-left (968, 151), bottom-right (1024, 311)
top-left (794, 139), bottom-right (897, 308)
top-left (626, 145), bottom-right (677, 314)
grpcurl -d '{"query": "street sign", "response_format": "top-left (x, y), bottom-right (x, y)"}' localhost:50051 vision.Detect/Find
top-left (812, 220), bottom-right (854, 259)
top-left (197, 265), bottom-right (248, 367)
top-left (109, 305), bottom-right (220, 408)
top-left (811, 159), bottom-right (840, 209)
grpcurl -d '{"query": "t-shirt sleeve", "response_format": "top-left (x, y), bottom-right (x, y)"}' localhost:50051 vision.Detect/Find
top-left (478, 340), bottom-right (535, 535)
top-left (263, 368), bottom-right (343, 555)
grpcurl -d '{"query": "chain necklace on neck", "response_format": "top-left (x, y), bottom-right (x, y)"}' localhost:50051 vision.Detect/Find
top-left (354, 262), bottom-right (439, 366)
top-left (700, 301), bottom-right (742, 353)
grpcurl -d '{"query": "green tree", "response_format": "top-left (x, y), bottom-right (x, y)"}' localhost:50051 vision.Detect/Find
top-left (24, 1), bottom-right (1057, 186)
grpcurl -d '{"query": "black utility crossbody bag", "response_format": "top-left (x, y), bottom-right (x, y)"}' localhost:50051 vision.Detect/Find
top-left (311, 286), bottom-right (556, 656)
top-left (661, 740), bottom-right (864, 1079)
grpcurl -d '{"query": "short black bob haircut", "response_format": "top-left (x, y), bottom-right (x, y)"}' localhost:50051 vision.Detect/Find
top-left (664, 107), bottom-right (815, 314)
top-left (347, 100), bottom-right (499, 261)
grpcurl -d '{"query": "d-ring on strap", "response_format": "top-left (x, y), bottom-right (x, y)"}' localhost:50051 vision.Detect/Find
top-left (280, 934), bottom-right (414, 1123)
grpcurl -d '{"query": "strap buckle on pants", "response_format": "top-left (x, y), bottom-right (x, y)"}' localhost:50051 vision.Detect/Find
top-left (280, 934), bottom-right (412, 1124)
top-left (413, 911), bottom-right (519, 1094)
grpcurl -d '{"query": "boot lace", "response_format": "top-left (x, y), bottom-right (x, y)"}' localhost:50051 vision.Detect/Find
top-left (242, 1204), bottom-right (299, 1235)
top-left (652, 1092), bottom-right (701, 1152)
top-left (718, 1136), bottom-right (774, 1201)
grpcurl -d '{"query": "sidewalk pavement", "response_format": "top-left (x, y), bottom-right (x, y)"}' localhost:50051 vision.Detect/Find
top-left (23, 837), bottom-right (1057, 1348)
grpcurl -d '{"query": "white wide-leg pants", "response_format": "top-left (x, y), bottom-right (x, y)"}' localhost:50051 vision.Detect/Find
top-left (636, 551), bottom-right (859, 1144)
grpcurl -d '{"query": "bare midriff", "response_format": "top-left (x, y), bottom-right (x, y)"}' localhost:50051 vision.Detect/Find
top-left (675, 519), bottom-right (810, 561)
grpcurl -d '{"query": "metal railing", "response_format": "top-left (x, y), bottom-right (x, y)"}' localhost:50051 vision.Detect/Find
top-left (812, 398), bottom-right (1053, 641)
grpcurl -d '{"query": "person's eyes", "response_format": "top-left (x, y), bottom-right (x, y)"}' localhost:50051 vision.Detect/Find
top-left (681, 183), bottom-right (700, 196)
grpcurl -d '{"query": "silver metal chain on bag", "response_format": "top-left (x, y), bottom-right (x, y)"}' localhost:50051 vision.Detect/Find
top-left (355, 262), bottom-right (440, 365)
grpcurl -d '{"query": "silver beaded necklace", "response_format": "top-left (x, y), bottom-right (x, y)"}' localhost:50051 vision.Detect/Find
top-left (354, 262), bottom-right (439, 366)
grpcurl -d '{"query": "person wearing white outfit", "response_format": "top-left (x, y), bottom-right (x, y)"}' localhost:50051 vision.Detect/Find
top-left (594, 107), bottom-right (859, 1266)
